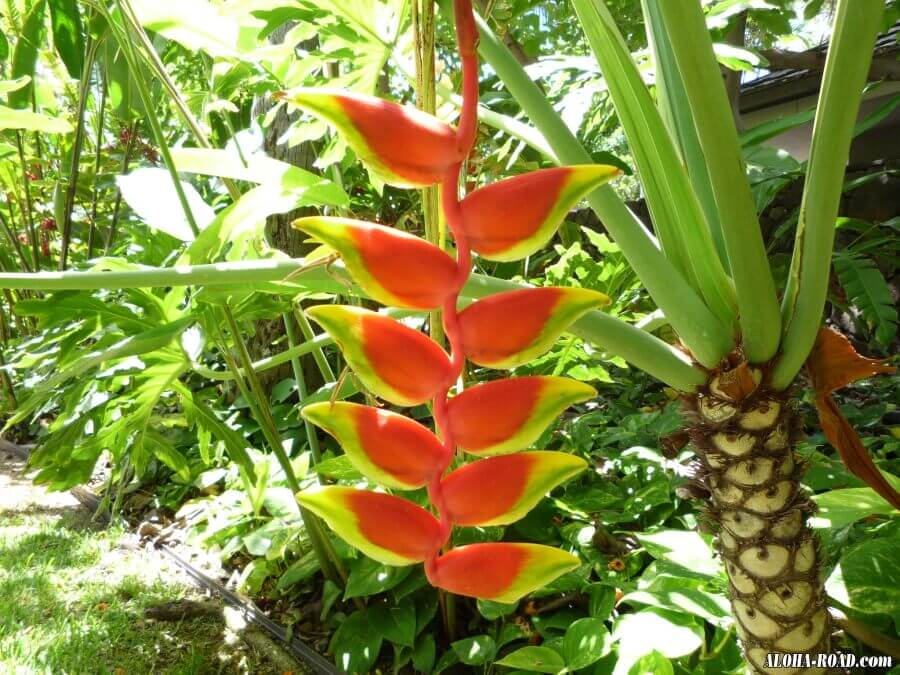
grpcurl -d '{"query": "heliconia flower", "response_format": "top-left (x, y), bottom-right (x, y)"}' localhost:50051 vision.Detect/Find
top-left (428, 543), bottom-right (581, 603)
top-left (458, 287), bottom-right (609, 369)
top-left (298, 487), bottom-right (442, 566)
top-left (458, 165), bottom-right (621, 261)
top-left (280, 88), bottom-right (463, 188)
top-left (301, 402), bottom-right (444, 490)
top-left (442, 452), bottom-right (587, 526)
top-left (306, 305), bottom-right (452, 407)
top-left (293, 216), bottom-right (459, 310)
top-left (447, 376), bottom-right (596, 455)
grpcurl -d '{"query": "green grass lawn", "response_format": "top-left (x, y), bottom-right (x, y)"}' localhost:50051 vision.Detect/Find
top-left (0, 458), bottom-right (288, 674)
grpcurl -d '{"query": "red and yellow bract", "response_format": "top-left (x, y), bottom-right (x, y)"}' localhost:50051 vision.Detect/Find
top-left (293, 0), bottom-right (619, 604)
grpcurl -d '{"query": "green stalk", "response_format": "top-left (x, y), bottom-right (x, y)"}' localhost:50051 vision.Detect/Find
top-left (14, 131), bottom-right (39, 270)
top-left (472, 11), bottom-right (733, 368)
top-left (193, 332), bottom-right (334, 382)
top-left (642, 0), bottom-right (727, 266)
top-left (293, 304), bottom-right (336, 383)
top-left (110, 1), bottom-right (198, 236)
top-left (771, 0), bottom-right (883, 389)
top-left (0, 205), bottom-right (33, 272)
top-left (87, 78), bottom-right (108, 259)
top-left (283, 311), bottom-right (322, 464)
top-left (59, 35), bottom-right (99, 270)
top-left (572, 0), bottom-right (737, 329)
top-left (654, 0), bottom-right (780, 363)
top-left (0, 258), bottom-right (705, 391)
top-left (219, 308), bottom-right (346, 584)
top-left (104, 120), bottom-right (138, 253)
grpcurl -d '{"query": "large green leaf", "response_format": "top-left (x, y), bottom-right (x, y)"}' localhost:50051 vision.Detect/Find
top-left (8, 0), bottom-right (47, 109)
top-left (48, 0), bottom-right (85, 79)
top-left (0, 104), bottom-right (71, 133)
top-left (833, 251), bottom-right (898, 347)
top-left (117, 168), bottom-right (216, 241)
top-left (827, 537), bottom-right (900, 620)
top-left (612, 608), bottom-right (703, 675)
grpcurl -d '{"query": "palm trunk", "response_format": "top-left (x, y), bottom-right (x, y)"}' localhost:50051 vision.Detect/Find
top-left (684, 360), bottom-right (831, 674)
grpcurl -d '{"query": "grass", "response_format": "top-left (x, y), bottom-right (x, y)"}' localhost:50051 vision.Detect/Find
top-left (0, 462), bottom-right (289, 674)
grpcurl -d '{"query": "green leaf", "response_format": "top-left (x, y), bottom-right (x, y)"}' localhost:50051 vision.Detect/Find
top-left (634, 530), bottom-right (721, 578)
top-left (48, 0), bottom-right (85, 79)
top-left (412, 633), bottom-right (436, 674)
top-left (833, 251), bottom-right (898, 347)
top-left (368, 601), bottom-right (416, 648)
top-left (612, 609), bottom-right (703, 675)
top-left (0, 104), bottom-right (71, 133)
top-left (628, 651), bottom-right (673, 675)
top-left (9, 0), bottom-right (47, 109)
top-left (344, 557), bottom-right (412, 600)
top-left (451, 635), bottom-right (497, 666)
top-left (117, 168), bottom-right (216, 241)
top-left (826, 537), bottom-right (900, 618)
top-left (495, 646), bottom-right (564, 673)
top-left (585, 583), bottom-right (617, 620)
top-left (277, 550), bottom-right (319, 590)
top-left (563, 618), bottom-right (611, 670)
top-left (811, 483), bottom-right (900, 529)
top-left (330, 610), bottom-right (383, 674)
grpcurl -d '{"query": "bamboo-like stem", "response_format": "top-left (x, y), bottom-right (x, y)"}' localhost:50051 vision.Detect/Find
top-left (772, 0), bottom-right (883, 390)
top-left (0, 204), bottom-right (33, 272)
top-left (219, 308), bottom-right (346, 585)
top-left (413, 0), bottom-right (445, 348)
top-left (14, 131), bottom-right (39, 270)
top-left (654, 0), bottom-right (781, 364)
top-left (283, 311), bottom-right (322, 464)
top-left (117, 0), bottom-right (241, 202)
top-left (87, 77), bottom-right (108, 259)
top-left (104, 120), bottom-right (139, 252)
top-left (59, 35), bottom-right (100, 270)
top-left (471, 10), bottom-right (733, 368)
top-left (110, 0), bottom-right (198, 236)
top-left (292, 304), bottom-right (336, 383)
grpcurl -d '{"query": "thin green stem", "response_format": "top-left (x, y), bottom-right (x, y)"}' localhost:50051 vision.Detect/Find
top-left (283, 311), bottom-right (321, 464)
top-left (14, 131), bottom-right (39, 270)
top-left (292, 304), bottom-right (335, 383)
top-left (59, 35), bottom-right (100, 270)
top-left (87, 76), bottom-right (108, 259)
top-left (218, 308), bottom-right (346, 585)
top-left (111, 0), bottom-right (198, 236)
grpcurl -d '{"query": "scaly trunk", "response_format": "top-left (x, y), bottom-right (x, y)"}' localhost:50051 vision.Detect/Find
top-left (685, 359), bottom-right (830, 675)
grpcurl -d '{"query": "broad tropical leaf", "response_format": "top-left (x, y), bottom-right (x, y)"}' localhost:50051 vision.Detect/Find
top-left (833, 251), bottom-right (898, 347)
top-left (447, 376), bottom-right (596, 455)
top-left (301, 402), bottom-right (444, 490)
top-left (457, 165), bottom-right (620, 261)
top-left (297, 487), bottom-right (442, 566)
top-left (442, 452), bottom-right (587, 525)
top-left (306, 305), bottom-right (452, 406)
top-left (294, 217), bottom-right (460, 310)
top-left (279, 88), bottom-right (463, 188)
top-left (459, 287), bottom-right (608, 368)
top-left (428, 543), bottom-right (580, 602)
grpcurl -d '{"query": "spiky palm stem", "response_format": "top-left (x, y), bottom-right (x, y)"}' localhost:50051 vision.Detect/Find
top-left (684, 358), bottom-right (831, 674)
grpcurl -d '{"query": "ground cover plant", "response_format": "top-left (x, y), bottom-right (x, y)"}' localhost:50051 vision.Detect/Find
top-left (0, 0), bottom-right (898, 673)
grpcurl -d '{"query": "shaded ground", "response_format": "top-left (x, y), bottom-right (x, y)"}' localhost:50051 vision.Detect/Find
top-left (0, 452), bottom-right (292, 674)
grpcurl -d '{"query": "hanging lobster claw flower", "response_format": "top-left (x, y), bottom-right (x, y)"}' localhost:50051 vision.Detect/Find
top-left (298, 487), bottom-right (442, 566)
top-left (293, 217), bottom-right (459, 310)
top-left (447, 376), bottom-right (596, 455)
top-left (442, 452), bottom-right (587, 526)
top-left (428, 543), bottom-right (580, 603)
top-left (301, 402), bottom-right (445, 490)
top-left (458, 287), bottom-right (609, 369)
top-left (458, 165), bottom-right (621, 261)
top-left (306, 305), bottom-right (452, 407)
top-left (279, 88), bottom-right (463, 188)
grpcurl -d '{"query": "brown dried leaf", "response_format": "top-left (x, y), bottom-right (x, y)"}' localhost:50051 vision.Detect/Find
top-left (716, 361), bottom-right (758, 402)
top-left (806, 327), bottom-right (899, 509)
